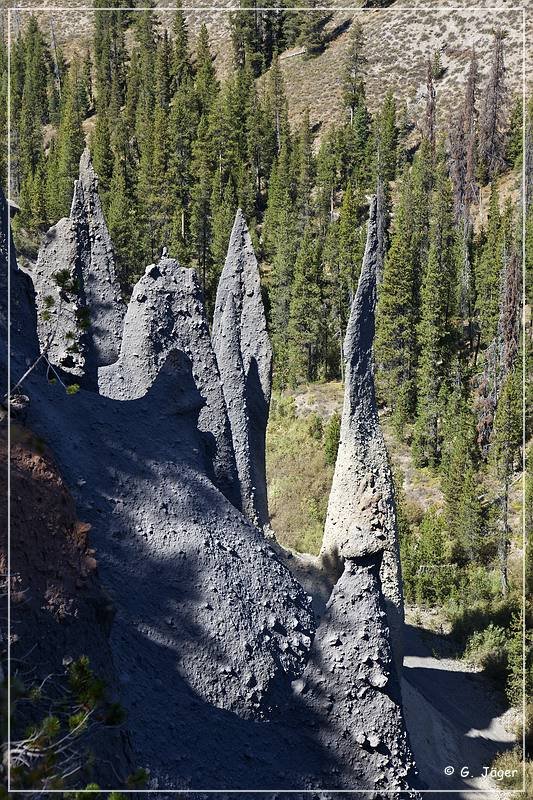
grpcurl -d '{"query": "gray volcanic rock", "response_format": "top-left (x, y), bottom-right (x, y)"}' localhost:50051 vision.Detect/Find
top-left (98, 257), bottom-right (240, 507)
top-left (0, 186), bottom-right (40, 379)
top-left (212, 209), bottom-right (272, 528)
top-left (320, 197), bottom-right (404, 668)
top-left (297, 555), bottom-right (417, 791)
top-left (32, 149), bottom-right (124, 383)
top-left (3, 190), bottom-right (417, 793)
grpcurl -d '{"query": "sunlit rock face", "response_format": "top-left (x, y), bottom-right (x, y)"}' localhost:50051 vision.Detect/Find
top-left (212, 209), bottom-right (273, 529)
top-left (32, 149), bottom-right (124, 383)
top-left (98, 257), bottom-right (240, 506)
top-left (321, 196), bottom-right (405, 669)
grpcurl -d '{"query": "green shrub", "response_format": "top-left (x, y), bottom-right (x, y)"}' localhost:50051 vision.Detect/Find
top-left (464, 623), bottom-right (508, 679)
top-left (490, 749), bottom-right (533, 797)
top-left (307, 412), bottom-right (323, 440)
top-left (324, 412), bottom-right (340, 466)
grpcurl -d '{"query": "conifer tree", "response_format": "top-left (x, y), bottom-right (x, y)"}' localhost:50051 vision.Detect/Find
top-left (262, 139), bottom-right (293, 257)
top-left (107, 148), bottom-right (137, 285)
top-left (490, 368), bottom-right (521, 594)
top-left (295, 109), bottom-right (314, 229)
top-left (342, 20), bottom-right (367, 126)
top-left (373, 90), bottom-right (398, 184)
top-left (463, 50), bottom-right (479, 205)
top-left (298, 0), bottom-right (329, 59)
top-left (375, 167), bottom-right (418, 431)
top-left (338, 180), bottom-right (365, 304)
top-left (506, 95), bottom-right (523, 168)
top-left (315, 128), bottom-right (339, 232)
top-left (479, 28), bottom-right (508, 179)
top-left (425, 57), bottom-right (437, 158)
top-left (171, 2), bottom-right (192, 89)
top-left (413, 154), bottom-right (458, 466)
top-left (246, 78), bottom-right (276, 199)
top-left (441, 388), bottom-right (483, 556)
top-left (210, 174), bottom-right (237, 292)
top-left (266, 54), bottom-right (289, 153)
top-left (55, 58), bottom-right (86, 218)
top-left (190, 115), bottom-right (215, 292)
top-left (90, 104), bottom-right (113, 195)
top-left (476, 181), bottom-right (502, 346)
top-left (338, 91), bottom-right (371, 185)
top-left (287, 227), bottom-right (324, 384)
top-left (195, 24), bottom-right (218, 117)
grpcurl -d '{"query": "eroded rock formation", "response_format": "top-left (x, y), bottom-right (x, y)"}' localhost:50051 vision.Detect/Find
top-left (2, 167), bottom-right (417, 793)
top-left (212, 209), bottom-right (272, 528)
top-left (32, 149), bottom-right (124, 384)
top-left (320, 196), bottom-right (404, 668)
top-left (98, 257), bottom-right (240, 506)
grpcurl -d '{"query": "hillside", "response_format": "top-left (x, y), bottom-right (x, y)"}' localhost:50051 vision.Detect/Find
top-left (9, 0), bottom-right (529, 138)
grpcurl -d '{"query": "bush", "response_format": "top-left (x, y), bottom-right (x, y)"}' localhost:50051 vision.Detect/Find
top-left (490, 749), bottom-right (533, 797)
top-left (464, 623), bottom-right (508, 679)
top-left (324, 412), bottom-right (340, 466)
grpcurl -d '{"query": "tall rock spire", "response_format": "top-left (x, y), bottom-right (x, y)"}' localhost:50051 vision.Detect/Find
top-left (212, 209), bottom-right (273, 528)
top-left (32, 149), bottom-right (124, 384)
top-left (320, 196), bottom-right (404, 667)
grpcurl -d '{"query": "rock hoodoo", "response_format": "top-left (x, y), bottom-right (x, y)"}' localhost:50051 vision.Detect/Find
top-left (98, 257), bottom-right (240, 506)
top-left (320, 196), bottom-right (405, 666)
top-left (212, 208), bottom-right (272, 528)
top-left (2, 160), bottom-right (417, 793)
top-left (32, 149), bottom-right (124, 383)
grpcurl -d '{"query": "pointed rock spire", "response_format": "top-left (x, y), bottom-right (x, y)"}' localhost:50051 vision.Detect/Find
top-left (98, 257), bottom-right (240, 507)
top-left (320, 196), bottom-right (404, 666)
top-left (212, 209), bottom-right (273, 528)
top-left (32, 148), bottom-right (124, 383)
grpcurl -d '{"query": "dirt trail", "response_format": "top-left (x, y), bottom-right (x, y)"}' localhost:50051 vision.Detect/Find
top-left (402, 624), bottom-right (515, 799)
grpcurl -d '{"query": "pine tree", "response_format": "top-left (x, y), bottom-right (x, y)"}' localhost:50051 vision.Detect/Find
top-left (266, 54), bottom-right (289, 153)
top-left (476, 182), bottom-right (502, 346)
top-left (441, 388), bottom-right (482, 557)
top-left (90, 104), bottom-right (113, 195)
top-left (506, 96), bottom-right (522, 168)
top-left (55, 58), bottom-right (86, 218)
top-left (463, 48), bottom-right (479, 209)
top-left (342, 20), bottom-right (367, 125)
top-left (315, 128), bottom-right (340, 232)
top-left (373, 90), bottom-right (398, 184)
top-left (490, 368), bottom-right (521, 595)
top-left (413, 154), bottom-right (459, 466)
top-left (479, 28), bottom-right (508, 180)
top-left (338, 180), bottom-right (365, 305)
top-left (190, 115), bottom-right (215, 292)
top-left (210, 175), bottom-right (236, 294)
top-left (287, 226), bottom-right (324, 384)
top-left (171, 2), bottom-right (192, 89)
top-left (338, 91), bottom-right (371, 185)
top-left (295, 109), bottom-right (314, 229)
top-left (298, 0), bottom-right (329, 59)
top-left (375, 167), bottom-right (419, 431)
top-left (195, 24), bottom-right (218, 117)
top-left (106, 147), bottom-right (137, 285)
top-left (425, 57), bottom-right (437, 158)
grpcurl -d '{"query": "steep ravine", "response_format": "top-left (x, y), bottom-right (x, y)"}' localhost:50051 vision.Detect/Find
top-left (2, 153), bottom-right (419, 794)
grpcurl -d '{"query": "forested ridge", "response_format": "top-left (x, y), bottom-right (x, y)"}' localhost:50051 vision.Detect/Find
top-left (2, 2), bottom-right (532, 785)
